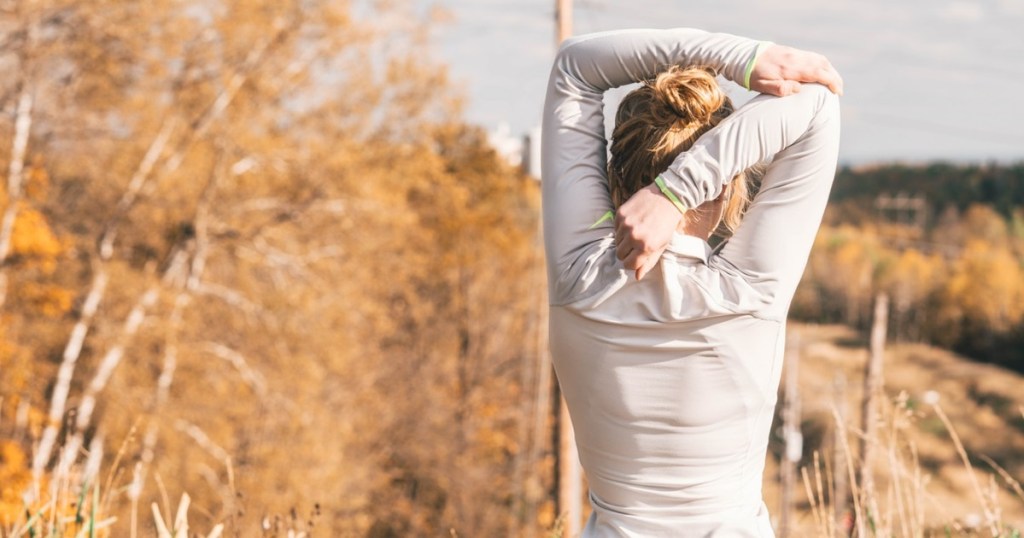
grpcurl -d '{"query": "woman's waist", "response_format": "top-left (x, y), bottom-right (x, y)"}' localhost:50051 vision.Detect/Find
top-left (586, 484), bottom-right (767, 526)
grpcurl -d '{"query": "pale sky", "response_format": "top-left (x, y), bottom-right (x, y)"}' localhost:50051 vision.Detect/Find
top-left (427, 0), bottom-right (1024, 164)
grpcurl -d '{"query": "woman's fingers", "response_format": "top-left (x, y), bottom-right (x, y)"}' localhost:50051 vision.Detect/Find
top-left (635, 252), bottom-right (663, 281)
top-left (614, 184), bottom-right (682, 278)
top-left (621, 246), bottom-right (642, 270)
top-left (818, 65), bottom-right (844, 96)
top-left (620, 244), bottom-right (663, 280)
top-left (756, 79), bottom-right (803, 97)
top-left (615, 226), bottom-right (629, 259)
top-left (751, 45), bottom-right (843, 97)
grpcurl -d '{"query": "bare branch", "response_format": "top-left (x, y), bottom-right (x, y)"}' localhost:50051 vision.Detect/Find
top-left (35, 116), bottom-right (178, 478)
top-left (82, 432), bottom-right (104, 485)
top-left (194, 281), bottom-right (267, 320)
top-left (164, 22), bottom-right (293, 174)
top-left (174, 419), bottom-right (231, 468)
top-left (134, 291), bottom-right (189, 502)
top-left (137, 150), bottom-right (227, 495)
top-left (36, 19), bottom-right (294, 481)
top-left (141, 293), bottom-right (189, 468)
top-left (76, 285), bottom-right (161, 427)
top-left (240, 236), bottom-right (314, 279)
top-left (57, 250), bottom-right (190, 471)
top-left (98, 118), bottom-right (178, 260)
top-left (186, 152), bottom-right (223, 291)
top-left (201, 342), bottom-right (268, 397)
top-left (98, 24), bottom-right (288, 260)
top-left (233, 197), bottom-right (349, 215)
top-left (32, 268), bottom-right (108, 479)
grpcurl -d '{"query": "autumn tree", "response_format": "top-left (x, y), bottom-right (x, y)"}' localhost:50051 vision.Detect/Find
top-left (2, 1), bottom-right (549, 536)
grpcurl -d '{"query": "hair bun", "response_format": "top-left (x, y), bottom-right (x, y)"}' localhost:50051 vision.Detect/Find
top-left (651, 66), bottom-right (726, 126)
top-left (608, 64), bottom-right (740, 211)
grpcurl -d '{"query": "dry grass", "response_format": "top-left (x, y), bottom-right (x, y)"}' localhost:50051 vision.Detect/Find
top-left (0, 439), bottom-right (316, 538)
top-left (6, 323), bottom-right (1024, 537)
top-left (761, 323), bottom-right (1024, 537)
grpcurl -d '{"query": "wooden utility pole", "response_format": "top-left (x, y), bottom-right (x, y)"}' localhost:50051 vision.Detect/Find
top-left (858, 293), bottom-right (889, 510)
top-left (832, 373), bottom-right (850, 533)
top-left (553, 2), bottom-right (583, 537)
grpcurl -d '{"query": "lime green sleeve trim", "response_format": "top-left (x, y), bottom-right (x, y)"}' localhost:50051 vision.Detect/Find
top-left (654, 175), bottom-right (688, 215)
top-left (589, 210), bottom-right (615, 229)
top-left (743, 41), bottom-right (772, 91)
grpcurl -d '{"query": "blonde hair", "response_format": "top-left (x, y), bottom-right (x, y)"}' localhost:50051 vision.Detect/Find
top-left (608, 65), bottom-right (750, 233)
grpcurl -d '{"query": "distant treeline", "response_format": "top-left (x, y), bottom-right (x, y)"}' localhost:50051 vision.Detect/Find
top-left (790, 162), bottom-right (1024, 371)
top-left (829, 162), bottom-right (1024, 223)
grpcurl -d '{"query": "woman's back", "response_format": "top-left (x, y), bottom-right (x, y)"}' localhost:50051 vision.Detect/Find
top-left (551, 238), bottom-right (784, 536)
top-left (542, 29), bottom-right (840, 537)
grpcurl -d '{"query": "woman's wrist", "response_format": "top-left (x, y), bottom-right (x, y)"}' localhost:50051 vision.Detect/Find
top-left (654, 175), bottom-right (688, 215)
top-left (743, 41), bottom-right (774, 91)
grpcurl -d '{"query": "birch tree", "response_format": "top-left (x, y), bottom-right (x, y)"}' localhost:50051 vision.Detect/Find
top-left (3, 1), bottom-right (548, 535)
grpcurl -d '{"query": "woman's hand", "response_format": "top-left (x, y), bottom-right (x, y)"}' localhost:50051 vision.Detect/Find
top-left (615, 44), bottom-right (842, 280)
top-left (615, 183), bottom-right (683, 280)
top-left (749, 44), bottom-right (843, 97)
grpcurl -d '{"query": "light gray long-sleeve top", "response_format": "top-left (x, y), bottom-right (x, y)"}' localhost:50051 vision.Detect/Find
top-left (541, 29), bottom-right (840, 537)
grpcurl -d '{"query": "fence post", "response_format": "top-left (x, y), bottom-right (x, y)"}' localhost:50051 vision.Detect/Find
top-left (859, 293), bottom-right (889, 511)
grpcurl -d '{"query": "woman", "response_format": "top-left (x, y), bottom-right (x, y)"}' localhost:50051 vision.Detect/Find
top-left (541, 28), bottom-right (842, 537)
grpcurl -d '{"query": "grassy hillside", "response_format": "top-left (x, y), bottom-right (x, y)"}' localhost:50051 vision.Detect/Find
top-left (762, 323), bottom-right (1024, 536)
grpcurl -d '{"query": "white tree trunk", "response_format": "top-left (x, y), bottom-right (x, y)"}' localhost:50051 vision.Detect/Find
top-left (858, 293), bottom-right (889, 517)
top-left (34, 35), bottom-right (280, 479)
top-left (32, 269), bottom-right (107, 480)
top-left (58, 251), bottom-right (188, 472)
top-left (0, 84), bottom-right (34, 309)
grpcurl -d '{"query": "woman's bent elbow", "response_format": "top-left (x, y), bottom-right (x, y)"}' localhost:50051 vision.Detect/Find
top-left (807, 83), bottom-right (841, 125)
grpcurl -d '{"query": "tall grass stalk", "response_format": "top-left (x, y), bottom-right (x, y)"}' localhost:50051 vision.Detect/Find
top-left (798, 392), bottom-right (1024, 537)
top-left (932, 403), bottom-right (1001, 534)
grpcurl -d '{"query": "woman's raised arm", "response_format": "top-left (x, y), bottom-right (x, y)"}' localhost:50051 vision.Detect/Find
top-left (542, 29), bottom-right (763, 304)
top-left (656, 84), bottom-right (841, 319)
top-left (614, 44), bottom-right (843, 280)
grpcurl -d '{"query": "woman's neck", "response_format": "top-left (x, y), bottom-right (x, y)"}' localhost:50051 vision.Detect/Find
top-left (677, 198), bottom-right (725, 240)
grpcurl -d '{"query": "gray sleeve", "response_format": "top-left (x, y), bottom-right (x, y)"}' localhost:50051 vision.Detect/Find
top-left (541, 28), bottom-right (762, 305)
top-left (661, 85), bottom-right (841, 319)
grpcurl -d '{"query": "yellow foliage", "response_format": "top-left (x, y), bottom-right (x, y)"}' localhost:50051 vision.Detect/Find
top-left (942, 239), bottom-right (1024, 332)
top-left (807, 225), bottom-right (888, 324)
top-left (0, 440), bottom-right (31, 526)
top-left (0, 423), bottom-right (110, 535)
top-left (15, 282), bottom-right (74, 318)
top-left (0, 1), bottom-right (544, 535)
top-left (476, 427), bottom-right (519, 462)
top-left (0, 319), bottom-right (12, 362)
top-left (962, 204), bottom-right (1009, 244)
top-left (537, 499), bottom-right (556, 529)
top-left (11, 206), bottom-right (63, 273)
top-left (23, 160), bottom-right (50, 202)
top-left (882, 248), bottom-right (943, 306)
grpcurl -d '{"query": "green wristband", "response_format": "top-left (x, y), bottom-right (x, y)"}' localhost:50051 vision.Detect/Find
top-left (743, 41), bottom-right (771, 91)
top-left (589, 210), bottom-right (614, 229)
top-left (654, 175), bottom-right (688, 215)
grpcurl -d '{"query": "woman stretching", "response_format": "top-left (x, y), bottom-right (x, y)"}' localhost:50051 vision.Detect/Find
top-left (541, 28), bottom-right (842, 537)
